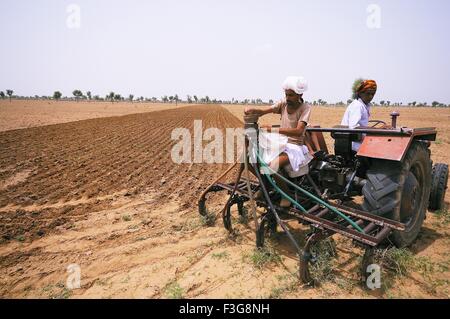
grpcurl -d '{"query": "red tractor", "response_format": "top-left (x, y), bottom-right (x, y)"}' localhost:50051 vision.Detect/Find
top-left (199, 111), bottom-right (448, 284)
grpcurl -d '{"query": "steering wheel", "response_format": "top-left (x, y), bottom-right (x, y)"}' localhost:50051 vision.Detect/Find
top-left (368, 120), bottom-right (386, 128)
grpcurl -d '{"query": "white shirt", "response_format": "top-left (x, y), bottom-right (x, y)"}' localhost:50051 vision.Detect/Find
top-left (341, 98), bottom-right (371, 151)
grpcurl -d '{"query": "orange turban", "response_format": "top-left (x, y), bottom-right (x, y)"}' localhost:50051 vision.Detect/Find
top-left (357, 80), bottom-right (377, 93)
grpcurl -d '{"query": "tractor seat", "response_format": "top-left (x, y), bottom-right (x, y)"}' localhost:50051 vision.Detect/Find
top-left (331, 125), bottom-right (361, 141)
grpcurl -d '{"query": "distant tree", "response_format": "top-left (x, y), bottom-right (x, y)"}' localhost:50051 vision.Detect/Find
top-left (162, 95), bottom-right (168, 103)
top-left (187, 95), bottom-right (192, 103)
top-left (380, 100), bottom-right (385, 106)
top-left (114, 94), bottom-right (122, 102)
top-left (0, 91), bottom-right (5, 99)
top-left (386, 101), bottom-right (391, 106)
top-left (193, 95), bottom-right (198, 103)
top-left (86, 91), bottom-right (92, 100)
top-left (205, 96), bottom-right (210, 103)
top-left (93, 95), bottom-right (100, 101)
top-left (268, 99), bottom-right (274, 104)
top-left (6, 89), bottom-right (13, 102)
top-left (72, 90), bottom-right (83, 102)
top-left (53, 91), bottom-right (62, 100)
top-left (108, 92), bottom-right (115, 102)
top-left (129, 94), bottom-right (134, 102)
top-left (347, 99), bottom-right (353, 104)
top-left (174, 94), bottom-right (179, 106)
top-left (432, 101), bottom-right (439, 107)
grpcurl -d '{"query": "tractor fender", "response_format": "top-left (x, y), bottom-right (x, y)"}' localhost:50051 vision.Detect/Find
top-left (357, 135), bottom-right (413, 161)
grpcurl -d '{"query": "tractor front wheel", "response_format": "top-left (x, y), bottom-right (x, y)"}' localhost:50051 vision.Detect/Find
top-left (428, 163), bottom-right (448, 211)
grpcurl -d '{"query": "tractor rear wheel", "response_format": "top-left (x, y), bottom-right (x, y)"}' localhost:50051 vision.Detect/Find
top-left (428, 163), bottom-right (448, 211)
top-left (362, 141), bottom-right (432, 248)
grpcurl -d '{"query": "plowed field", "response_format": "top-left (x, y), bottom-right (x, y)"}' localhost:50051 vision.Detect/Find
top-left (0, 102), bottom-right (448, 298)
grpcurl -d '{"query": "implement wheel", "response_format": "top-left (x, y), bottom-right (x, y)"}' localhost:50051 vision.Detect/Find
top-left (299, 233), bottom-right (336, 286)
top-left (256, 213), bottom-right (277, 248)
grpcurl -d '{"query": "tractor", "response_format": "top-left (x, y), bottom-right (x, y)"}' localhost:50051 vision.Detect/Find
top-left (198, 111), bottom-right (448, 285)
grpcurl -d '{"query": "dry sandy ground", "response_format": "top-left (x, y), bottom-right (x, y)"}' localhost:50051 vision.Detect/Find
top-left (0, 100), bottom-right (189, 132)
top-left (0, 101), bottom-right (448, 299)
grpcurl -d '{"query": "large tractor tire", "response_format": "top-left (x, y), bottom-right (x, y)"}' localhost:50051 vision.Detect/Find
top-left (428, 163), bottom-right (448, 211)
top-left (362, 141), bottom-right (432, 248)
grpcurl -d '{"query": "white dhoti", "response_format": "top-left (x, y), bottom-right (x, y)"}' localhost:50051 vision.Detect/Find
top-left (258, 132), bottom-right (312, 177)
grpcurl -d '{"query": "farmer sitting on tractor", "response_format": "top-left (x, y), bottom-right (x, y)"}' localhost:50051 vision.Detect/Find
top-left (341, 79), bottom-right (382, 151)
top-left (244, 76), bottom-right (312, 208)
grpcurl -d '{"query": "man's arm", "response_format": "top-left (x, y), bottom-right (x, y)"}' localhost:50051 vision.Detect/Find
top-left (263, 121), bottom-right (307, 138)
top-left (263, 104), bottom-right (310, 138)
top-left (244, 106), bottom-right (276, 116)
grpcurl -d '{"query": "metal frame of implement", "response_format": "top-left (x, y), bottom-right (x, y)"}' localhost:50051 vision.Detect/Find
top-left (197, 120), bottom-right (422, 285)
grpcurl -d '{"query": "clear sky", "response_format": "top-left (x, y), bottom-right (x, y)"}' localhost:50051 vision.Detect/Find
top-left (1, 0), bottom-right (449, 104)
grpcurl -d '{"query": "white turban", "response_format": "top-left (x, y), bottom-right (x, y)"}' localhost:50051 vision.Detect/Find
top-left (282, 76), bottom-right (308, 95)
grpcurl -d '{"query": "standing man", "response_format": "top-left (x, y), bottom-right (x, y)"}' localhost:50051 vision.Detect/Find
top-left (341, 79), bottom-right (378, 151)
top-left (244, 76), bottom-right (312, 208)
